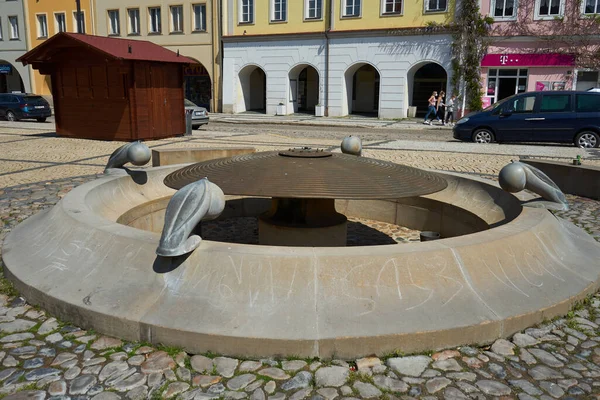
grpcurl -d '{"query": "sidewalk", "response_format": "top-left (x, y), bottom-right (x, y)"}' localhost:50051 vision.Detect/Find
top-left (209, 112), bottom-right (453, 130)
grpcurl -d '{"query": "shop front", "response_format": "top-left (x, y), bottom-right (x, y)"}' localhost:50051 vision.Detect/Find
top-left (481, 53), bottom-right (575, 107)
top-left (184, 64), bottom-right (212, 112)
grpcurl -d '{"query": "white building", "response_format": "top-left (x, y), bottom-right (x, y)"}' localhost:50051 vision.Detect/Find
top-left (0, 0), bottom-right (31, 93)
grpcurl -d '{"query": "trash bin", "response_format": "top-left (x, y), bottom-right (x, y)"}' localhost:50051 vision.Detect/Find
top-left (185, 109), bottom-right (193, 136)
top-left (420, 231), bottom-right (441, 241)
top-left (407, 106), bottom-right (417, 118)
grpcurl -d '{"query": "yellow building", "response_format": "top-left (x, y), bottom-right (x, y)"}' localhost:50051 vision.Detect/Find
top-left (222, 0), bottom-right (455, 118)
top-left (92, 0), bottom-right (221, 112)
top-left (23, 0), bottom-right (94, 95)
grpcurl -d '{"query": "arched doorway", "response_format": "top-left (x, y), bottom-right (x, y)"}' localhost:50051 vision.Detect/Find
top-left (238, 65), bottom-right (266, 113)
top-left (344, 63), bottom-right (380, 117)
top-left (409, 63), bottom-right (447, 118)
top-left (0, 61), bottom-right (25, 94)
top-left (184, 62), bottom-right (212, 111)
top-left (288, 65), bottom-right (319, 114)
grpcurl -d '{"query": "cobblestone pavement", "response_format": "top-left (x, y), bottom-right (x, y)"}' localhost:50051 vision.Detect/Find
top-left (0, 169), bottom-right (600, 399)
top-left (2, 124), bottom-right (600, 399)
top-left (2, 123), bottom-right (600, 189)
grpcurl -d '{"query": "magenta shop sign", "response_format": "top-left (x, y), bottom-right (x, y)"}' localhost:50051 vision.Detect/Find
top-left (481, 53), bottom-right (575, 67)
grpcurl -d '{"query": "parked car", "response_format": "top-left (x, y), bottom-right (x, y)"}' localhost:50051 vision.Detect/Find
top-left (453, 91), bottom-right (600, 148)
top-left (0, 93), bottom-right (51, 122)
top-left (184, 99), bottom-right (209, 128)
top-left (588, 88), bottom-right (600, 93)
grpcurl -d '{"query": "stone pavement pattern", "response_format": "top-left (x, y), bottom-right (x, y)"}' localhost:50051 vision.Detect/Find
top-left (0, 172), bottom-right (599, 399)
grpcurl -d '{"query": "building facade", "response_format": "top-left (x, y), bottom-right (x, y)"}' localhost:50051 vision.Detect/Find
top-left (481, 0), bottom-right (600, 107)
top-left (93, 0), bottom-right (221, 112)
top-left (23, 0), bottom-right (94, 95)
top-left (0, 0), bottom-right (31, 93)
top-left (221, 0), bottom-right (456, 118)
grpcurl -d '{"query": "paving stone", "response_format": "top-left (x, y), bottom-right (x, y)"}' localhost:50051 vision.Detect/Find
top-left (282, 360), bottom-right (308, 372)
top-left (540, 381), bottom-right (565, 398)
top-left (191, 355), bottom-right (214, 373)
top-left (38, 348), bottom-right (56, 358)
top-left (352, 381), bottom-right (381, 398)
top-left (135, 346), bottom-right (154, 355)
top-left (64, 366), bottom-right (81, 380)
top-left (315, 366), bottom-right (349, 387)
top-left (0, 333), bottom-right (35, 343)
top-left (176, 367), bottom-right (191, 382)
top-left (165, 382), bottom-right (190, 398)
top-left (316, 388), bottom-right (338, 400)
top-left (491, 339), bottom-right (515, 356)
top-left (475, 380), bottom-right (512, 396)
top-left (0, 319), bottom-right (37, 333)
top-left (264, 381), bottom-right (276, 394)
top-left (45, 333), bottom-right (63, 344)
top-left (461, 357), bottom-right (483, 369)
top-left (140, 351), bottom-right (176, 374)
top-left (109, 352), bottom-right (128, 361)
top-left (50, 353), bottom-right (76, 366)
top-left (519, 348), bottom-right (538, 365)
top-left (281, 371), bottom-right (312, 391)
top-left (245, 380), bottom-right (264, 392)
top-left (251, 389), bottom-right (266, 400)
top-left (422, 369), bottom-right (441, 377)
top-left (426, 377), bottom-right (451, 393)
top-left (228, 374), bottom-right (257, 390)
top-left (38, 318), bottom-right (59, 335)
top-left (447, 372), bottom-right (476, 382)
top-left (488, 363), bottom-right (506, 379)
top-left (373, 375), bottom-right (409, 392)
top-left (215, 357), bottom-right (239, 378)
top-left (23, 358), bottom-right (44, 369)
top-left (99, 361), bottom-right (129, 382)
top-left (147, 372), bottom-right (163, 388)
top-left (208, 383), bottom-right (226, 394)
top-left (289, 387), bottom-right (312, 400)
top-left (112, 373), bottom-right (146, 392)
top-left (10, 346), bottom-right (36, 356)
top-left (69, 374), bottom-right (97, 395)
top-left (90, 337), bottom-right (123, 351)
top-left (82, 365), bottom-right (103, 375)
top-left (386, 356), bottom-right (431, 377)
top-left (91, 393), bottom-right (122, 400)
top-left (3, 391), bottom-right (47, 400)
top-left (175, 351), bottom-right (188, 368)
top-left (193, 375), bottom-right (223, 388)
top-left (164, 369), bottom-right (177, 381)
top-left (529, 365), bottom-right (564, 380)
top-left (83, 357), bottom-right (106, 367)
top-left (443, 387), bottom-right (468, 399)
top-left (239, 360), bottom-right (263, 372)
top-left (432, 358), bottom-right (462, 372)
top-left (509, 379), bottom-right (543, 395)
top-left (0, 368), bottom-right (17, 382)
top-left (259, 367), bottom-right (290, 381)
top-left (127, 355), bottom-right (144, 366)
top-left (48, 380), bottom-right (67, 396)
top-left (25, 368), bottom-right (61, 381)
top-left (512, 333), bottom-right (538, 347)
top-left (528, 348), bottom-right (565, 367)
top-left (355, 357), bottom-right (381, 370)
top-left (126, 385), bottom-right (148, 400)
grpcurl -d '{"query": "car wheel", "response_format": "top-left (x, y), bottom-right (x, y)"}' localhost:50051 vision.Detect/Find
top-left (575, 131), bottom-right (599, 149)
top-left (6, 111), bottom-right (17, 122)
top-left (472, 129), bottom-right (494, 144)
top-left (36, 117), bottom-right (47, 123)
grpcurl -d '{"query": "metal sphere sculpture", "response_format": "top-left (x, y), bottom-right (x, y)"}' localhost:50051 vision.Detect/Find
top-left (104, 141), bottom-right (151, 173)
top-left (499, 161), bottom-right (568, 210)
top-left (156, 178), bottom-right (225, 257)
top-left (341, 136), bottom-right (362, 156)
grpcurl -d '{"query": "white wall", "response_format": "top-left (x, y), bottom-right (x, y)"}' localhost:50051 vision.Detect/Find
top-left (222, 34), bottom-right (453, 118)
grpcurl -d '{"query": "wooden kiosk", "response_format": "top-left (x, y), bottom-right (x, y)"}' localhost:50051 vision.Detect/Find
top-left (18, 33), bottom-right (195, 141)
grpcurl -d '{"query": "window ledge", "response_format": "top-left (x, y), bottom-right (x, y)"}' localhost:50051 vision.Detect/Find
top-left (238, 21), bottom-right (255, 25)
top-left (492, 16), bottom-right (517, 21)
top-left (303, 17), bottom-right (323, 21)
top-left (148, 32), bottom-right (162, 35)
top-left (127, 33), bottom-right (141, 36)
top-left (9, 38), bottom-right (20, 41)
top-left (341, 15), bottom-right (361, 19)
top-left (170, 31), bottom-right (185, 35)
top-left (380, 12), bottom-right (403, 17)
top-left (424, 9), bottom-right (447, 14)
top-left (108, 33), bottom-right (121, 37)
top-left (192, 29), bottom-right (208, 33)
top-left (37, 36), bottom-right (48, 40)
top-left (533, 15), bottom-right (563, 20)
top-left (269, 20), bottom-right (288, 24)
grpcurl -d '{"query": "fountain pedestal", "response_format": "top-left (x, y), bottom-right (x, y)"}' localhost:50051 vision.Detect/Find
top-left (258, 198), bottom-right (347, 246)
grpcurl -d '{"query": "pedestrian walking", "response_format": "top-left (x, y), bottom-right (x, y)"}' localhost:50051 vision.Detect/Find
top-left (436, 91), bottom-right (445, 124)
top-left (423, 91), bottom-right (440, 125)
top-left (445, 94), bottom-right (457, 126)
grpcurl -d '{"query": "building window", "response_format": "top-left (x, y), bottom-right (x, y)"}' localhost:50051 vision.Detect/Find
top-left (170, 5), bottom-right (183, 33)
top-left (240, 0), bottom-right (254, 23)
top-left (8, 16), bottom-right (19, 39)
top-left (492, 0), bottom-right (516, 18)
top-left (128, 9), bottom-right (140, 34)
top-left (193, 4), bottom-right (207, 31)
top-left (306, 0), bottom-right (322, 19)
top-left (149, 7), bottom-right (162, 33)
top-left (583, 0), bottom-right (600, 14)
top-left (108, 10), bottom-right (120, 35)
top-left (535, 0), bottom-right (563, 18)
top-left (343, 0), bottom-right (361, 17)
top-left (539, 94), bottom-right (571, 112)
top-left (425, 0), bottom-right (447, 12)
top-left (73, 11), bottom-right (85, 33)
top-left (55, 13), bottom-right (66, 33)
top-left (382, 0), bottom-right (402, 14)
top-left (37, 14), bottom-right (48, 38)
top-left (271, 0), bottom-right (287, 21)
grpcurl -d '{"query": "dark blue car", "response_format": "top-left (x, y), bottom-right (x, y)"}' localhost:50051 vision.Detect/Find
top-left (0, 93), bottom-right (52, 122)
top-left (453, 91), bottom-right (600, 148)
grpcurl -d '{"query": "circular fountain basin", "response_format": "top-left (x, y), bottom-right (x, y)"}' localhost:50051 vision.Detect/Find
top-left (3, 165), bottom-right (600, 359)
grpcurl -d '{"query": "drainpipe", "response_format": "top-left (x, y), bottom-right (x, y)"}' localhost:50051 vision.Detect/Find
top-left (325, 0), bottom-right (333, 117)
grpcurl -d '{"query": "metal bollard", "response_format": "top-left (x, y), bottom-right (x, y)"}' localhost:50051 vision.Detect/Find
top-left (185, 109), bottom-right (193, 136)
